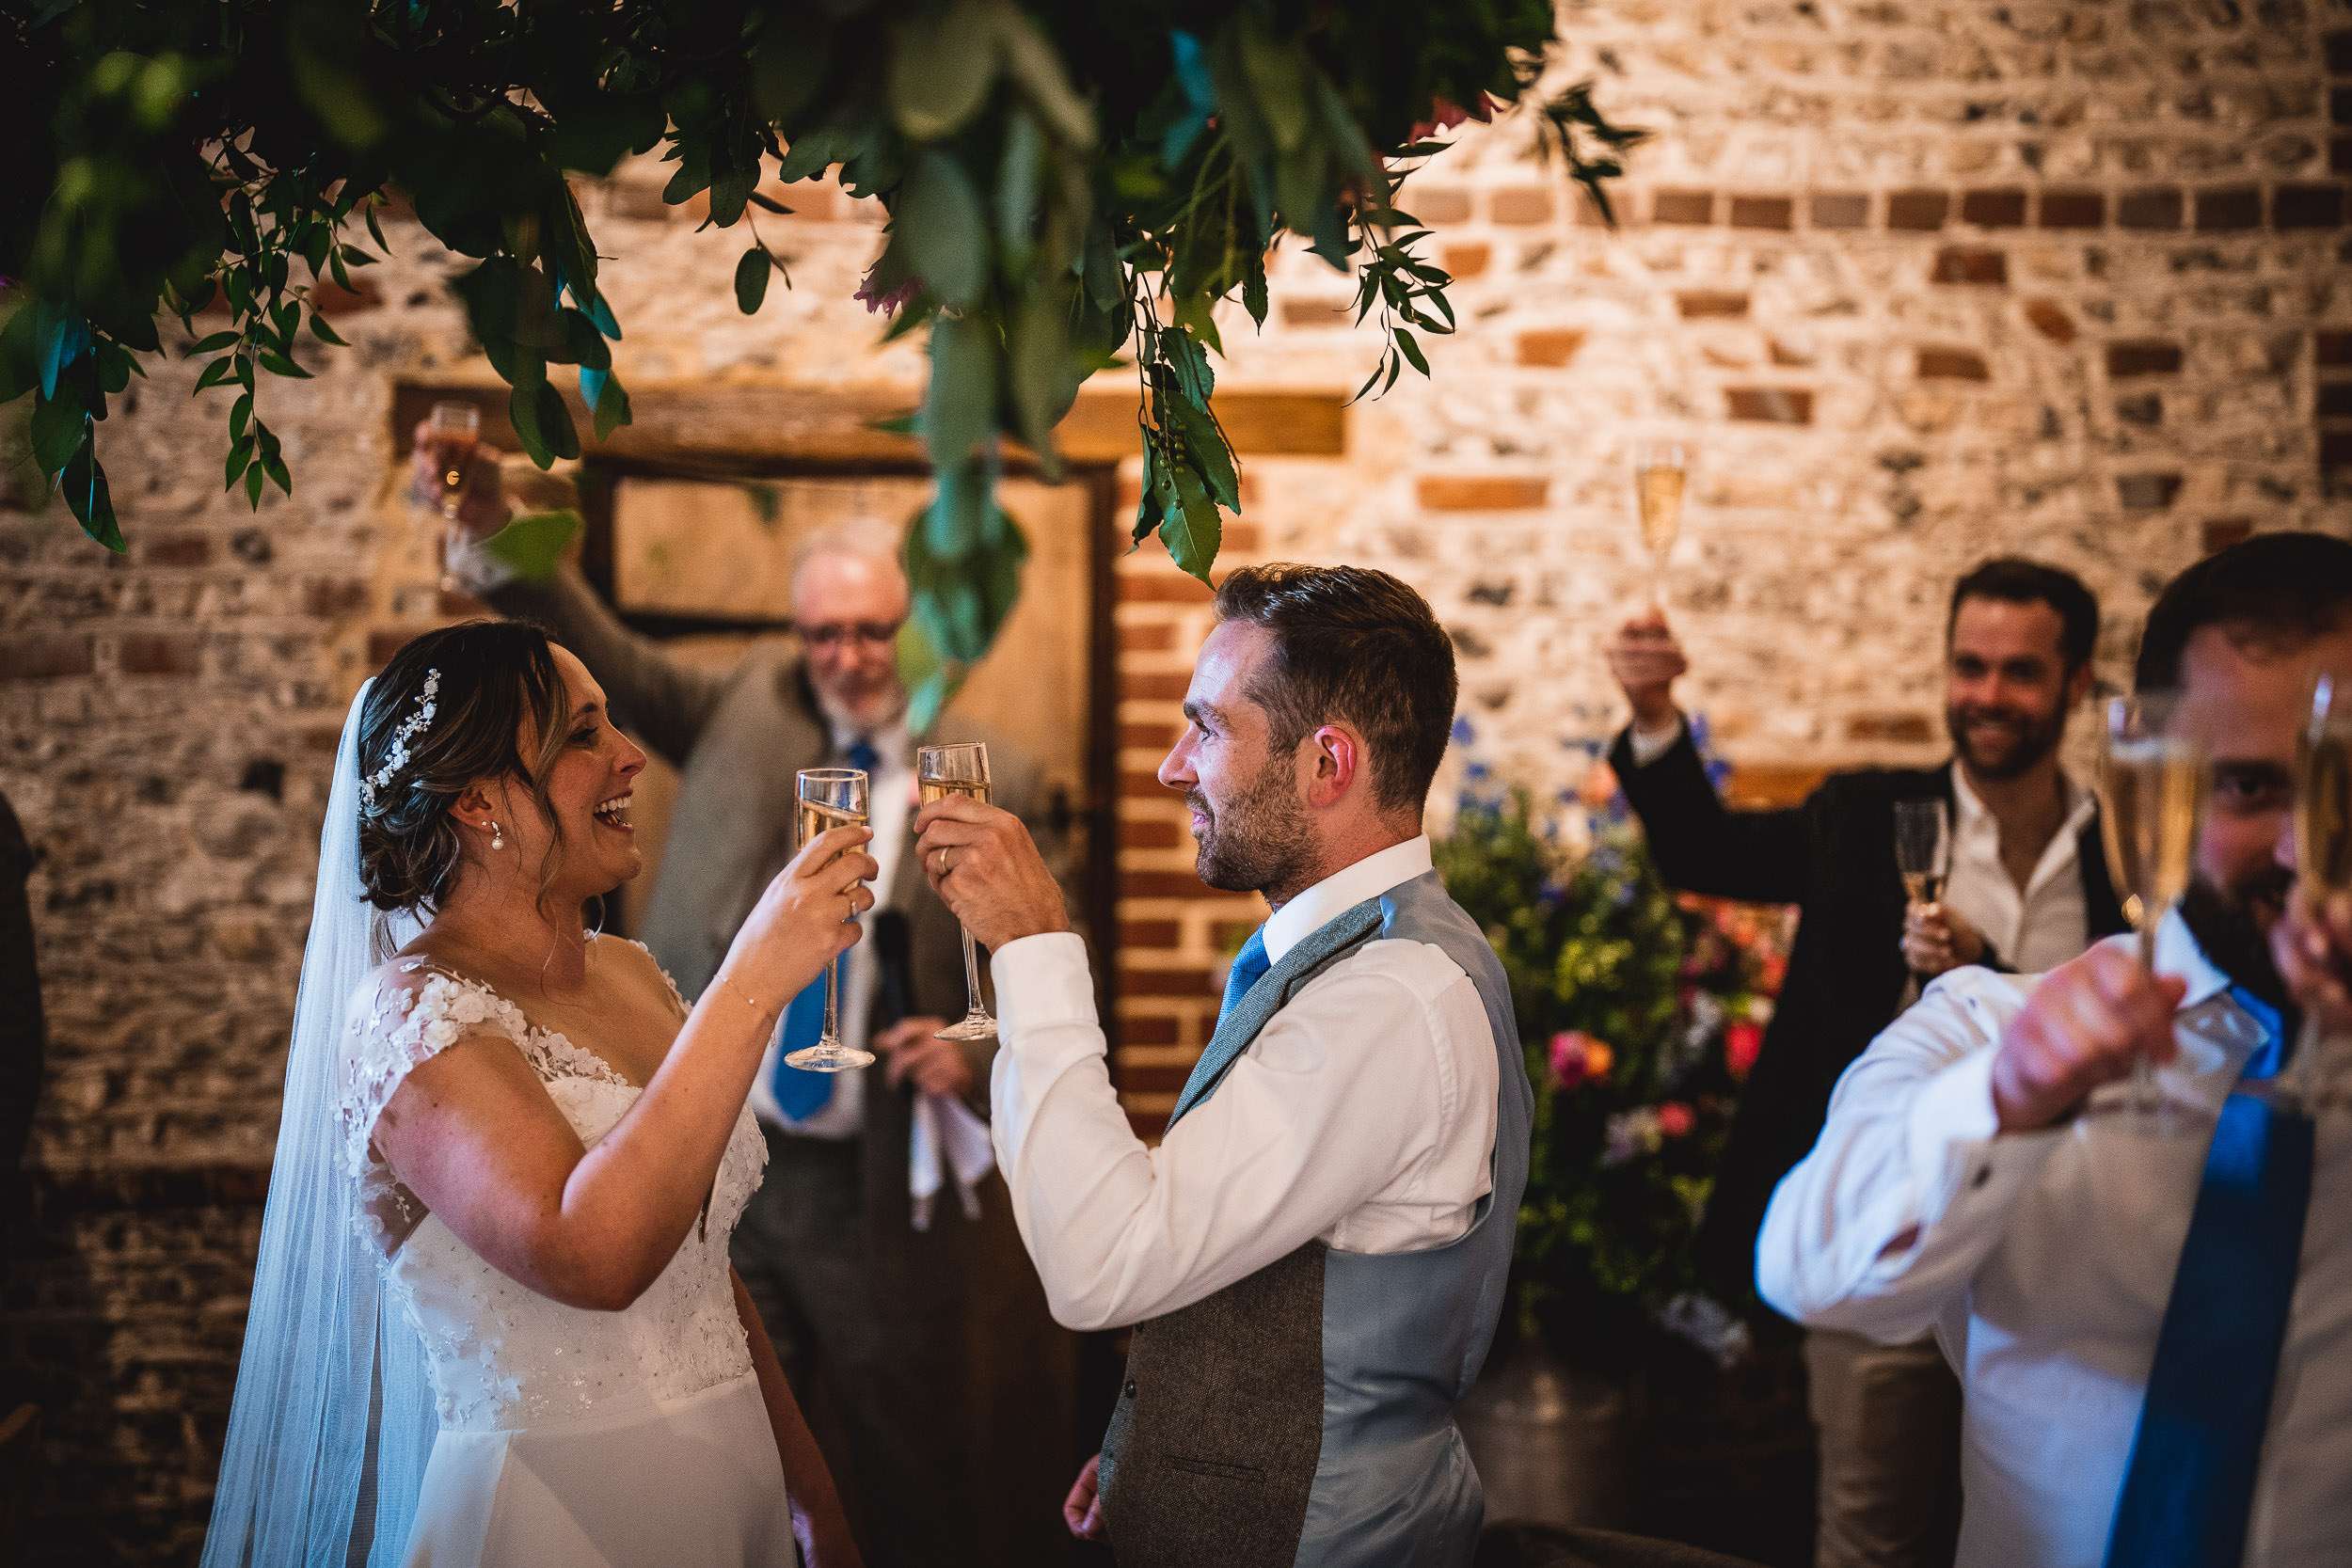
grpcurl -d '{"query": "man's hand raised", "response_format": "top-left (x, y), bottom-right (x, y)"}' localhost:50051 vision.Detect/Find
top-left (912, 797), bottom-right (1070, 952)
top-left (1607, 610), bottom-right (1687, 734)
top-left (408, 419), bottom-right (512, 542)
top-left (1991, 944), bottom-right (2186, 1132)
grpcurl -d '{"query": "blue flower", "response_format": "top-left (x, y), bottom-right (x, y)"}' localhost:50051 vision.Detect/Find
top-left (1466, 761), bottom-right (1489, 781)
top-left (1451, 716), bottom-right (1476, 746)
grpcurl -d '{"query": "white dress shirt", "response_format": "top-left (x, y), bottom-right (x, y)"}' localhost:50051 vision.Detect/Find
top-left (1757, 913), bottom-right (2352, 1567)
top-left (748, 714), bottom-right (915, 1137)
top-left (1945, 764), bottom-right (2097, 975)
top-left (987, 835), bottom-right (1500, 1331)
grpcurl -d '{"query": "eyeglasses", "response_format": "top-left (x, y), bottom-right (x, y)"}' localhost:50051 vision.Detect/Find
top-left (800, 620), bottom-right (903, 649)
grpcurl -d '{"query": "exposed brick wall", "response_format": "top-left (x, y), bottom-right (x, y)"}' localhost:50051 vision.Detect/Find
top-left (5, 1), bottom-right (2350, 1559)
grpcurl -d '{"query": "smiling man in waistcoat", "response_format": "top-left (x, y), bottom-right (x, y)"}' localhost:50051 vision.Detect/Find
top-left (914, 562), bottom-right (1533, 1567)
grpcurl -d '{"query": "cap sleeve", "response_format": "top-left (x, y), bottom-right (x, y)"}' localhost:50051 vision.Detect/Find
top-left (337, 965), bottom-right (531, 1180)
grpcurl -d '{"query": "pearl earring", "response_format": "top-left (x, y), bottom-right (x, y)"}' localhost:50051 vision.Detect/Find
top-left (488, 820), bottom-right (504, 850)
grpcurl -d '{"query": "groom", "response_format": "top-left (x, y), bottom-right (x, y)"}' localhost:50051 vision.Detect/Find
top-left (915, 563), bottom-right (1533, 1566)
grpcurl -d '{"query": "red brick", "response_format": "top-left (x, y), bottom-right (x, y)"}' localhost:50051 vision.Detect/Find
top-left (1728, 195), bottom-right (1793, 230)
top-left (1961, 189), bottom-right (2027, 228)
top-left (1126, 1110), bottom-right (1171, 1139)
top-left (2319, 383), bottom-right (2352, 419)
top-left (1117, 574), bottom-right (1214, 605)
top-left (2329, 29), bottom-right (2352, 72)
top-left (1675, 291), bottom-right (1750, 320)
top-left (1416, 477), bottom-right (1549, 511)
top-left (2118, 187), bottom-right (2184, 230)
top-left (1120, 771), bottom-right (1174, 800)
top-left (1120, 671), bottom-right (1193, 701)
top-left (2275, 185), bottom-right (2346, 230)
top-left (1120, 721), bottom-right (1180, 752)
top-left (2118, 474), bottom-right (2184, 512)
top-left (0, 635), bottom-right (94, 680)
top-left (2025, 300), bottom-right (2077, 343)
top-left (368, 627), bottom-right (427, 669)
top-left (1441, 244), bottom-right (1491, 280)
top-left (117, 634), bottom-right (200, 677)
top-left (1411, 187), bottom-right (1472, 225)
top-left (1917, 348), bottom-right (1990, 381)
top-left (1119, 967), bottom-right (1215, 998)
top-left (1280, 298), bottom-right (1351, 328)
top-left (1119, 920), bottom-right (1182, 949)
top-left (1887, 189), bottom-right (1949, 230)
top-left (1654, 189), bottom-right (1714, 225)
top-left (1809, 192), bottom-right (1870, 229)
top-left (1490, 188), bottom-right (1553, 225)
top-left (1724, 388), bottom-right (1814, 424)
top-left (437, 590), bottom-right (492, 618)
top-left (1124, 817), bottom-right (1195, 850)
top-left (2323, 430), bottom-right (2352, 467)
top-left (1847, 712), bottom-right (1936, 743)
top-left (2196, 187), bottom-right (2263, 232)
top-left (142, 534), bottom-right (211, 567)
top-left (2107, 341), bottom-right (2184, 377)
top-left (1221, 523), bottom-right (1261, 554)
top-left (2039, 190), bottom-right (2105, 229)
top-left (1516, 329), bottom-right (1587, 368)
top-left (1119, 622), bottom-right (1175, 653)
top-left (303, 578), bottom-right (370, 618)
top-left (1116, 1064), bottom-right (1195, 1095)
top-left (1931, 248), bottom-right (2008, 285)
top-left (1115, 1015), bottom-right (1182, 1047)
top-left (2318, 331), bottom-right (2352, 367)
top-left (1213, 920), bottom-right (1260, 950)
top-left (2203, 518), bottom-right (2254, 555)
top-left (2337, 86), bottom-right (2352, 127)
top-left (2334, 138), bottom-right (2352, 177)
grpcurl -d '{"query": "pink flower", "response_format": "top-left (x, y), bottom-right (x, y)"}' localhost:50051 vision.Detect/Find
top-left (1549, 1031), bottom-right (1613, 1092)
top-left (853, 265), bottom-right (923, 317)
top-left (1657, 1101), bottom-right (1695, 1139)
top-left (1724, 1021), bottom-right (1763, 1080)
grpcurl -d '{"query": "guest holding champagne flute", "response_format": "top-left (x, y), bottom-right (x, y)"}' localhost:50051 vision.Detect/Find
top-left (1759, 532), bottom-right (2352, 1568)
top-left (1607, 558), bottom-right (2122, 1568)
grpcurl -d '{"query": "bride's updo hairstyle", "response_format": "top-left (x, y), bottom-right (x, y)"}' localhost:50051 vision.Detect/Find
top-left (356, 621), bottom-right (570, 916)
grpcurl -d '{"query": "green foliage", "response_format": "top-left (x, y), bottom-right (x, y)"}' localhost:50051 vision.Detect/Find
top-left (1437, 786), bottom-right (1783, 1366)
top-left (1, 0), bottom-right (1634, 693)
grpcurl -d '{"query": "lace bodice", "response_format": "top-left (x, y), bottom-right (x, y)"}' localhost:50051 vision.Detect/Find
top-left (337, 948), bottom-right (768, 1433)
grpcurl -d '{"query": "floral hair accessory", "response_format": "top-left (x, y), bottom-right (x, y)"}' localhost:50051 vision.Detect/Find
top-left (358, 668), bottom-right (441, 815)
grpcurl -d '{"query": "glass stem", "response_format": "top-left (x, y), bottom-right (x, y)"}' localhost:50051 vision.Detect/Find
top-left (2289, 1007), bottom-right (2324, 1115)
top-left (2132, 917), bottom-right (2161, 1116)
top-left (960, 927), bottom-right (986, 1021)
top-left (822, 951), bottom-right (842, 1048)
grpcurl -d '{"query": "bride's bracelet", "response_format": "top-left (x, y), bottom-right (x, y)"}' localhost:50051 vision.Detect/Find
top-left (715, 970), bottom-right (769, 1018)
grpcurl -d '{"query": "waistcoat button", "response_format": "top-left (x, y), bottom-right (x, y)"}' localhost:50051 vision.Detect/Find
top-left (1122, 1380), bottom-right (1136, 1398)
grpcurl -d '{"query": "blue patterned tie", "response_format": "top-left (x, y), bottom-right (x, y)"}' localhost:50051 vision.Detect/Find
top-left (1218, 927), bottom-right (1271, 1026)
top-left (769, 976), bottom-right (833, 1119)
top-left (847, 736), bottom-right (879, 774)
top-left (2105, 987), bottom-right (2313, 1568)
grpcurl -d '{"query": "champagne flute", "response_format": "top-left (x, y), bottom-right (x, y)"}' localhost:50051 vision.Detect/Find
top-left (1632, 439), bottom-right (1688, 611)
top-left (787, 768), bottom-right (874, 1071)
top-left (917, 742), bottom-right (997, 1043)
top-left (426, 401), bottom-right (481, 594)
top-left (1894, 799), bottom-right (1951, 971)
top-left (2095, 693), bottom-right (2212, 1132)
top-left (2285, 673), bottom-right (2352, 1113)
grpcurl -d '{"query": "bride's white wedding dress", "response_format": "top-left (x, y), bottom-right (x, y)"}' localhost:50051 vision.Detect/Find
top-left (341, 949), bottom-right (797, 1567)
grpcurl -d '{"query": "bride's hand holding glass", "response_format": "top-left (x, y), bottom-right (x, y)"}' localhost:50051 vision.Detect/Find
top-left (710, 824), bottom-right (877, 1014)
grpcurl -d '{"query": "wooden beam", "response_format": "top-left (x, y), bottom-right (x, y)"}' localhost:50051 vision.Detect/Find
top-left (391, 378), bottom-right (1347, 467)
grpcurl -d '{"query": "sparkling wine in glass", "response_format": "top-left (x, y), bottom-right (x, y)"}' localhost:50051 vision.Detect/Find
top-left (1632, 439), bottom-right (1688, 611)
top-left (426, 401), bottom-right (481, 594)
top-left (917, 742), bottom-right (997, 1043)
top-left (2285, 673), bottom-right (2352, 1112)
top-left (1894, 799), bottom-right (1951, 928)
top-left (2096, 693), bottom-right (2212, 1132)
top-left (788, 768), bottom-right (874, 1071)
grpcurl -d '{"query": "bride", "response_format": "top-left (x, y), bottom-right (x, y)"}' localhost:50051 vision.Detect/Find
top-left (203, 620), bottom-right (871, 1567)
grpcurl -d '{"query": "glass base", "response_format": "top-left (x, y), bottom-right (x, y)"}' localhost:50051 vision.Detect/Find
top-left (784, 1042), bottom-right (875, 1073)
top-left (935, 1010), bottom-right (998, 1043)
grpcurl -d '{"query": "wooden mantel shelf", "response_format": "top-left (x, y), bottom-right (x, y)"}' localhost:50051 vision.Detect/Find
top-left (391, 377), bottom-right (1347, 469)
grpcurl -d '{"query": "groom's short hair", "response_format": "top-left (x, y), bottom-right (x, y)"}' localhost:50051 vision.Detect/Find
top-left (1213, 563), bottom-right (1457, 815)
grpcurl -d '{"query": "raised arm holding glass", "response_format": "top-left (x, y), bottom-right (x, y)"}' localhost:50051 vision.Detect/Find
top-left (1606, 558), bottom-right (2123, 1568)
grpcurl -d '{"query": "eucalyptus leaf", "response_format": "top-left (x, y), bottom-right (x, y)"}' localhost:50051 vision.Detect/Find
top-left (894, 151), bottom-right (989, 309)
top-left (59, 426), bottom-right (121, 551)
top-left (1160, 458), bottom-right (1222, 584)
top-left (735, 246), bottom-right (771, 314)
top-left (481, 509), bottom-right (583, 583)
top-left (890, 0), bottom-right (1000, 142)
top-left (924, 309), bottom-right (998, 472)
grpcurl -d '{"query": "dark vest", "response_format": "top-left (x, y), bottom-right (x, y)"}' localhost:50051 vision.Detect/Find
top-left (1097, 870), bottom-right (1533, 1568)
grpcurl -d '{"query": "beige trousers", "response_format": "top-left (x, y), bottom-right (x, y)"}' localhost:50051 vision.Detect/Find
top-left (1804, 1327), bottom-right (1963, 1568)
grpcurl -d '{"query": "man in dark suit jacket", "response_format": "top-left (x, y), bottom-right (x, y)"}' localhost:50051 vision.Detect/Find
top-left (426, 440), bottom-right (1079, 1568)
top-left (1607, 559), bottom-right (2127, 1568)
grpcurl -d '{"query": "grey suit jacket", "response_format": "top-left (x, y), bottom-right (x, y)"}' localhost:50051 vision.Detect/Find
top-left (488, 567), bottom-right (1048, 1090)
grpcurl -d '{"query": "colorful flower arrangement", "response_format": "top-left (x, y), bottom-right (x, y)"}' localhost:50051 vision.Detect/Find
top-left (1436, 730), bottom-right (1791, 1369)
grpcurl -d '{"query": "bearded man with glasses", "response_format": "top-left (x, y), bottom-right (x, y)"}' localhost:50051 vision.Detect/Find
top-left (421, 432), bottom-right (1079, 1568)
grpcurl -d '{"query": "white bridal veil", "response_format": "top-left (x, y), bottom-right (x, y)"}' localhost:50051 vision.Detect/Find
top-left (201, 681), bottom-right (432, 1567)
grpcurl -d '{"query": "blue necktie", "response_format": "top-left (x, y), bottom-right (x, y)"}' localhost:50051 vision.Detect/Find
top-left (769, 736), bottom-right (880, 1122)
top-left (1218, 927), bottom-right (1271, 1026)
top-left (2105, 987), bottom-right (2314, 1568)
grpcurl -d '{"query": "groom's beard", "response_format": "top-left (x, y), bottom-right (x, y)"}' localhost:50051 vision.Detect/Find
top-left (2180, 865), bottom-right (2295, 1010)
top-left (1191, 756), bottom-right (1315, 898)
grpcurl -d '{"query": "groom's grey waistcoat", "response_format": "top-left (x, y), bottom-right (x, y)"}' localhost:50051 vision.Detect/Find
top-left (1097, 869), bottom-right (1532, 1568)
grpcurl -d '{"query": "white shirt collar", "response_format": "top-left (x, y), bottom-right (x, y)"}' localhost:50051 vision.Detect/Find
top-left (1261, 835), bottom-right (1435, 965)
top-left (2153, 903), bottom-right (2237, 1010)
top-left (1949, 761), bottom-right (2096, 894)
